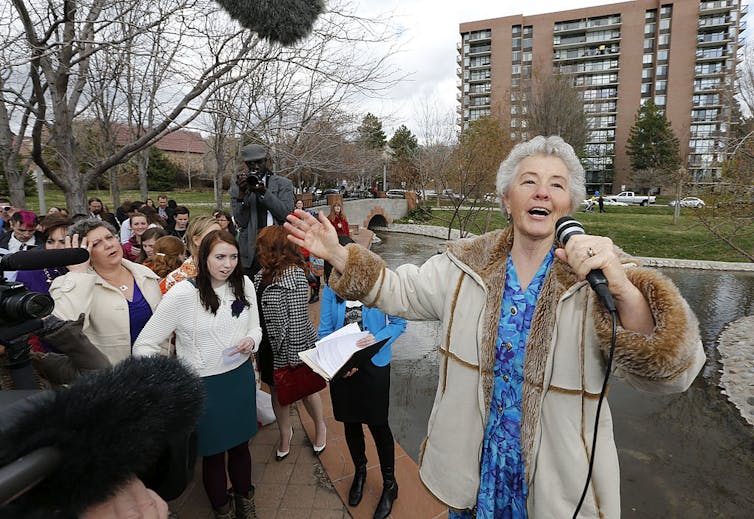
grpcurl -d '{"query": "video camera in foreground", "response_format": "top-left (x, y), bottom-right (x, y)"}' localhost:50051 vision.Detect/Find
top-left (0, 247), bottom-right (205, 516)
top-left (0, 247), bottom-right (89, 391)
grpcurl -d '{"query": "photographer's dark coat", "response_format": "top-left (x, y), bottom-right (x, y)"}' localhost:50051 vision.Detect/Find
top-left (230, 173), bottom-right (295, 270)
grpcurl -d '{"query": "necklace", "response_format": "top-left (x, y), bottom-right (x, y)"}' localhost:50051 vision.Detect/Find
top-left (119, 284), bottom-right (128, 291)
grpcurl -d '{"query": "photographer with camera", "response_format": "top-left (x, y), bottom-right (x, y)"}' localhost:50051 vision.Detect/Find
top-left (230, 144), bottom-right (294, 278)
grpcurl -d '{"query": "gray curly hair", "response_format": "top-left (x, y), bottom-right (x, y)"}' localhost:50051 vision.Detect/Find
top-left (495, 135), bottom-right (586, 214)
top-left (67, 218), bottom-right (118, 239)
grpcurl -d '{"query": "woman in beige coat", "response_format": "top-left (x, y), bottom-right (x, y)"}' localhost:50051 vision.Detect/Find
top-left (51, 219), bottom-right (167, 364)
top-left (285, 136), bottom-right (705, 518)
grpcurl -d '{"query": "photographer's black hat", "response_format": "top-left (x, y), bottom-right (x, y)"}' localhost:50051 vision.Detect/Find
top-left (240, 144), bottom-right (267, 162)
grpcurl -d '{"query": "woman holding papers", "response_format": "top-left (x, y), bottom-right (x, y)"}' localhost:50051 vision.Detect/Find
top-left (318, 236), bottom-right (406, 519)
top-left (254, 225), bottom-right (328, 461)
top-left (133, 230), bottom-right (262, 519)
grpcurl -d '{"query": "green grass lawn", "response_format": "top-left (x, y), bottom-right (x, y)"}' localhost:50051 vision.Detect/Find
top-left (25, 188), bottom-right (229, 217)
top-left (408, 203), bottom-right (754, 263)
top-left (20, 188), bottom-right (753, 262)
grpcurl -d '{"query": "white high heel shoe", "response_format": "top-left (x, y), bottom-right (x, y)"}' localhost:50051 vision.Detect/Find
top-left (275, 427), bottom-right (293, 461)
top-left (313, 423), bottom-right (327, 456)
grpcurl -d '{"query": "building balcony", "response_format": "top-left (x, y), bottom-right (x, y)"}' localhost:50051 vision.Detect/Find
top-left (468, 62), bottom-right (491, 70)
top-left (553, 21), bottom-right (587, 34)
top-left (699, 1), bottom-right (736, 14)
top-left (694, 69), bottom-right (726, 78)
top-left (467, 45), bottom-right (492, 55)
top-left (698, 17), bottom-right (732, 30)
top-left (456, 67), bottom-right (462, 77)
top-left (697, 35), bottom-right (732, 46)
top-left (467, 32), bottom-right (491, 42)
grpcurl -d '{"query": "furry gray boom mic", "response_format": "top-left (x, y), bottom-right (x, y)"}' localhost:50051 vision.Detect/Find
top-left (0, 356), bottom-right (205, 518)
top-left (215, 0), bottom-right (325, 45)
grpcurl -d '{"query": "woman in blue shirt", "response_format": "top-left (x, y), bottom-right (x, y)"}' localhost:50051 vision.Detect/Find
top-left (318, 236), bottom-right (406, 519)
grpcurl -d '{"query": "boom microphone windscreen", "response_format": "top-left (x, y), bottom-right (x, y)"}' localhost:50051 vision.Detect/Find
top-left (0, 356), bottom-right (204, 517)
top-left (0, 248), bottom-right (89, 271)
top-left (215, 0), bottom-right (325, 45)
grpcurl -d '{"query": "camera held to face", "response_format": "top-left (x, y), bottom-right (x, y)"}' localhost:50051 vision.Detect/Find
top-left (245, 172), bottom-right (264, 192)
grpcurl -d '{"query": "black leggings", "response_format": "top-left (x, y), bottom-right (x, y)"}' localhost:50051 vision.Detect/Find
top-left (343, 422), bottom-right (394, 478)
top-left (202, 441), bottom-right (252, 509)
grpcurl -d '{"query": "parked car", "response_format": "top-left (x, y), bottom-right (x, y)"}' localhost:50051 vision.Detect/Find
top-left (386, 189), bottom-right (406, 199)
top-left (582, 198), bottom-right (628, 206)
top-left (609, 191), bottom-right (656, 206)
top-left (669, 197), bottom-right (706, 208)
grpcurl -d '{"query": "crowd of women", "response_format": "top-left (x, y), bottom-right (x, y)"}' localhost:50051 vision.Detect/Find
top-left (12, 195), bottom-right (403, 519)
top-left (6, 134), bottom-right (705, 519)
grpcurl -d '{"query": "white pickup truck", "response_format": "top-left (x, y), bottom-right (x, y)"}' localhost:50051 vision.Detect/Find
top-left (609, 191), bottom-right (656, 206)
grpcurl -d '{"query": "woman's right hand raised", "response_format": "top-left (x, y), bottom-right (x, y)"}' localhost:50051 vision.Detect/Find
top-left (64, 233), bottom-right (92, 273)
top-left (285, 210), bottom-right (348, 273)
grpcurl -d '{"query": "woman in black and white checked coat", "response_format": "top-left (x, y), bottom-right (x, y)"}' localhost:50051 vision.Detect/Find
top-left (254, 226), bottom-right (327, 461)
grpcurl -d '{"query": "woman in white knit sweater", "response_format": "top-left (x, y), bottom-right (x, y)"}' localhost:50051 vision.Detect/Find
top-left (134, 230), bottom-right (262, 519)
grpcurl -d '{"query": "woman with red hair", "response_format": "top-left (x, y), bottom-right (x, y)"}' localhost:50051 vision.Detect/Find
top-left (254, 226), bottom-right (327, 461)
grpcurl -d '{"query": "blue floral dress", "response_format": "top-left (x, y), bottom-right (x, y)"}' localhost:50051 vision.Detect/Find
top-left (450, 249), bottom-right (554, 519)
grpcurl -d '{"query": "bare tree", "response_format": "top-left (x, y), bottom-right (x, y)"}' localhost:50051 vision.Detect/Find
top-left (0, 14), bottom-right (36, 206)
top-left (524, 73), bottom-right (589, 154)
top-left (413, 98), bottom-right (457, 207)
top-left (7, 0), bottom-right (262, 212)
top-left (442, 117), bottom-right (511, 239)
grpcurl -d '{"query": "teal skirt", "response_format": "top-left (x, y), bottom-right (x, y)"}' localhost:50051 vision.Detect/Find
top-left (196, 359), bottom-right (258, 456)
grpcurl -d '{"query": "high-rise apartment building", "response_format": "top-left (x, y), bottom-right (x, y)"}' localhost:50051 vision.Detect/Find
top-left (458, 0), bottom-right (747, 192)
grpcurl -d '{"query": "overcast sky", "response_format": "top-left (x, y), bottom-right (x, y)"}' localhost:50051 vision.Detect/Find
top-left (352, 0), bottom-right (749, 139)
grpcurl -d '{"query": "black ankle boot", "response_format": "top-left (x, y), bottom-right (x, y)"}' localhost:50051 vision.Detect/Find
top-left (373, 478), bottom-right (398, 519)
top-left (348, 464), bottom-right (367, 506)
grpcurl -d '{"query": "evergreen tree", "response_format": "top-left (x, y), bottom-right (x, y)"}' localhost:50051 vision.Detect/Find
top-left (626, 99), bottom-right (680, 191)
top-left (357, 113), bottom-right (387, 150)
top-left (147, 147), bottom-right (180, 191)
top-left (388, 124), bottom-right (419, 188)
top-left (388, 125), bottom-right (418, 160)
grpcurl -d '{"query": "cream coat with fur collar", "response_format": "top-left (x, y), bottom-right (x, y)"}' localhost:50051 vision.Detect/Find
top-left (329, 228), bottom-right (705, 517)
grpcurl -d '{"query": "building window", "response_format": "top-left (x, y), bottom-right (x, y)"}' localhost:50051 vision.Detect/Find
top-left (655, 95), bottom-right (666, 106)
top-left (659, 18), bottom-right (671, 31)
top-left (643, 54), bottom-right (654, 64)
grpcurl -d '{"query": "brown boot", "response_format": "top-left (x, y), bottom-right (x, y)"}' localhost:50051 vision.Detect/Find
top-left (234, 487), bottom-right (258, 519)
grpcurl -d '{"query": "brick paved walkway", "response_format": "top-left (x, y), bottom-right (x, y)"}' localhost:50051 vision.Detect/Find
top-left (168, 227), bottom-right (448, 518)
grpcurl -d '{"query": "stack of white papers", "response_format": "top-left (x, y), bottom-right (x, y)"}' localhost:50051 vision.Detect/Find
top-left (299, 323), bottom-right (370, 381)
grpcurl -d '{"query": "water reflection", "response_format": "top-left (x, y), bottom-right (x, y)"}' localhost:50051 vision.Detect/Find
top-left (373, 232), bottom-right (754, 518)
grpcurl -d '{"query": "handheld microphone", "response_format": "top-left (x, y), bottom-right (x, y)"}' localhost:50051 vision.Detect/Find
top-left (555, 216), bottom-right (616, 313)
top-left (215, 0), bottom-right (325, 45)
top-left (0, 356), bottom-right (205, 516)
top-left (0, 248), bottom-right (89, 271)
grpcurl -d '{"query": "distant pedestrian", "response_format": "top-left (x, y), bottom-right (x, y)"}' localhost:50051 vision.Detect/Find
top-left (598, 194), bottom-right (606, 213)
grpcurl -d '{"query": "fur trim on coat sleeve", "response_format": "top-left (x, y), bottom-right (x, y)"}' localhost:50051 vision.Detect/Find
top-left (592, 267), bottom-right (703, 384)
top-left (328, 243), bottom-right (386, 303)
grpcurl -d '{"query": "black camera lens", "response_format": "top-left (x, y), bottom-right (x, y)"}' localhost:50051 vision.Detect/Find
top-left (0, 291), bottom-right (54, 321)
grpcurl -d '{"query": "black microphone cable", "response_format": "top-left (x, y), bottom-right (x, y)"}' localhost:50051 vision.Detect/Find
top-left (572, 309), bottom-right (618, 519)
